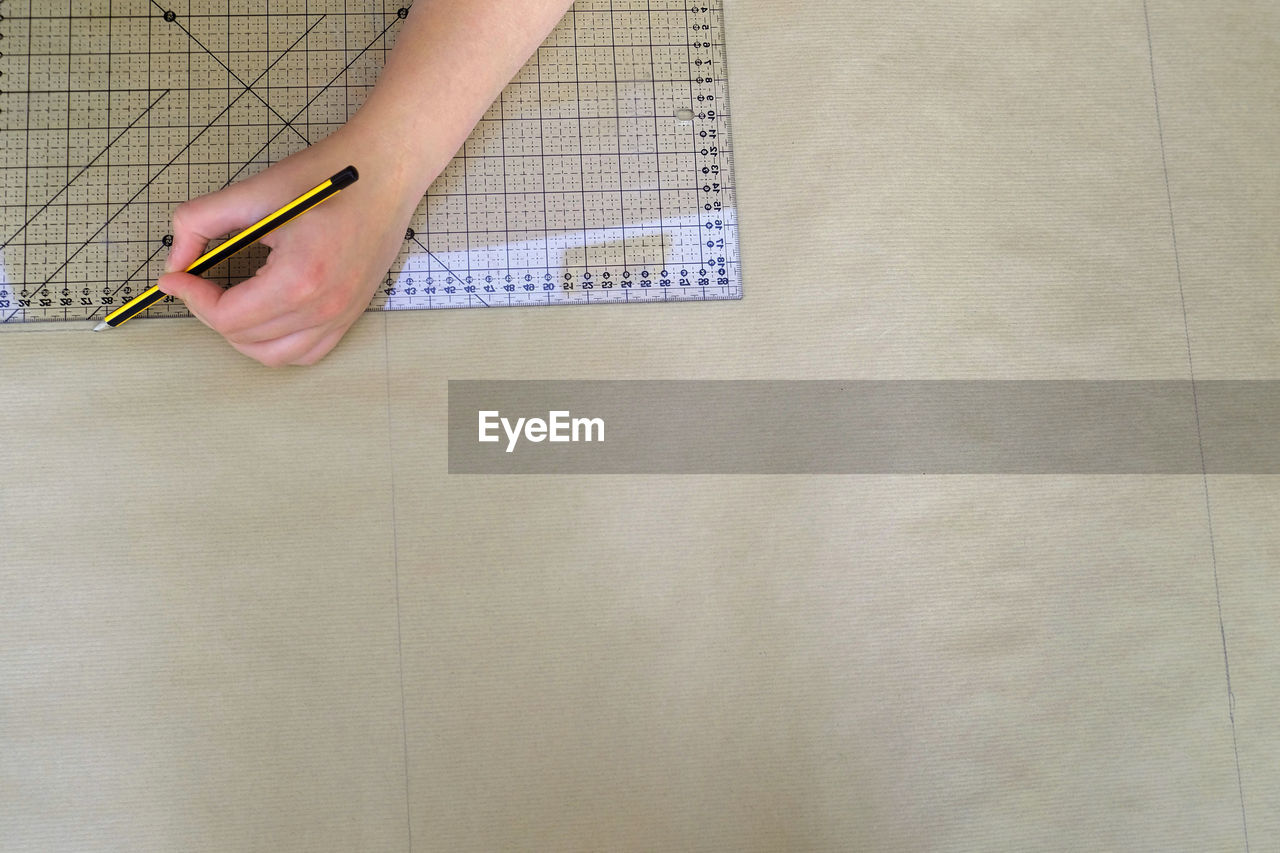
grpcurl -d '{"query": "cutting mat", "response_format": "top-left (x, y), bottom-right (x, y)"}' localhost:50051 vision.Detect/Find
top-left (0, 0), bottom-right (740, 322)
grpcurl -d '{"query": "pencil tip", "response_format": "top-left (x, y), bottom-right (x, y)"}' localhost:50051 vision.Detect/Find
top-left (92, 321), bottom-right (109, 332)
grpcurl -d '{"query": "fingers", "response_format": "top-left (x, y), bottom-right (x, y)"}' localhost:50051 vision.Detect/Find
top-left (228, 322), bottom-right (350, 368)
top-left (292, 326), bottom-right (350, 366)
top-left (161, 264), bottom-right (352, 366)
top-left (226, 327), bottom-right (314, 368)
top-left (165, 183), bottom-right (267, 273)
top-left (156, 271), bottom-right (226, 327)
top-left (156, 137), bottom-right (407, 367)
top-left (209, 259), bottom-right (328, 339)
top-left (159, 249), bottom-right (311, 337)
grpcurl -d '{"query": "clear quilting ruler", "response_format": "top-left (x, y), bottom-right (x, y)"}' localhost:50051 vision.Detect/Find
top-left (0, 0), bottom-right (740, 322)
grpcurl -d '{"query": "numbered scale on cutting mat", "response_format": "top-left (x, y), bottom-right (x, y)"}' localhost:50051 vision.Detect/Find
top-left (0, 1), bottom-right (740, 322)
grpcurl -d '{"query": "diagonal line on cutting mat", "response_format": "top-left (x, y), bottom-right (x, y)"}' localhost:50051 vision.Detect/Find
top-left (147, 0), bottom-right (312, 148)
top-left (80, 240), bottom-right (169, 321)
top-left (219, 13), bottom-right (402, 189)
top-left (410, 225), bottom-right (487, 306)
top-left (31, 15), bottom-right (327, 292)
top-left (0, 89), bottom-right (170, 250)
top-left (406, 231), bottom-right (489, 306)
top-left (107, 241), bottom-right (168, 300)
top-left (408, 232), bottom-right (466, 293)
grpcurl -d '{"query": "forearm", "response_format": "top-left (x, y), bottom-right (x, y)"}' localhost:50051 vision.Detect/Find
top-left (344, 0), bottom-right (575, 195)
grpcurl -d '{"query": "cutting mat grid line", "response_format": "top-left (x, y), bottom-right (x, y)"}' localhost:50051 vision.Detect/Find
top-left (0, 0), bottom-right (740, 321)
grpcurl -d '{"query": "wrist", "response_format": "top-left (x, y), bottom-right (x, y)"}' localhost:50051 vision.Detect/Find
top-left (339, 102), bottom-right (453, 200)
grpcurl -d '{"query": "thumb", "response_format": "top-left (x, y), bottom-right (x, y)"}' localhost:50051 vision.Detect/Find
top-left (164, 184), bottom-right (265, 274)
top-left (157, 270), bottom-right (227, 326)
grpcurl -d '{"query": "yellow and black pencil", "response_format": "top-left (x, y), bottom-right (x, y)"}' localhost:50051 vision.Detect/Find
top-left (93, 165), bottom-right (359, 331)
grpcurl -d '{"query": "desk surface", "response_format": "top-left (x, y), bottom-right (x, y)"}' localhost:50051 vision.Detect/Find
top-left (3, 1), bottom-right (1276, 849)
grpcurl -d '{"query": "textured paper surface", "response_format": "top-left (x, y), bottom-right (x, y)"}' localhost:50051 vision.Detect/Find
top-left (2, 1), bottom-right (1277, 850)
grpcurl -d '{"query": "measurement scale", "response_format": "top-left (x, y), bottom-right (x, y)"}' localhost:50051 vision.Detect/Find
top-left (0, 0), bottom-right (740, 322)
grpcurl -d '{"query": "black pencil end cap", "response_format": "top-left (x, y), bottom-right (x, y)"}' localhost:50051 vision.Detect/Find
top-left (330, 165), bottom-right (359, 189)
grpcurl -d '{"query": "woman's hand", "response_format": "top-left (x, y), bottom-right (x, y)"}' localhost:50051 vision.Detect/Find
top-left (156, 0), bottom-right (575, 366)
top-left (157, 127), bottom-right (426, 366)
